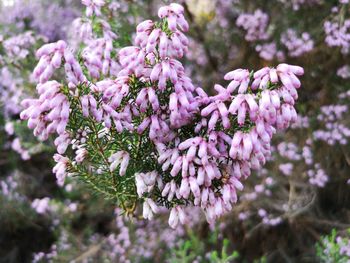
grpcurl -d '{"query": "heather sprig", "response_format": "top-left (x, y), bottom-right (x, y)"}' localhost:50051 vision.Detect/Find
top-left (20, 2), bottom-right (304, 228)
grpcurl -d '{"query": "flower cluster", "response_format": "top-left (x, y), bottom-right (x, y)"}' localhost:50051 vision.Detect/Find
top-left (11, 138), bottom-right (30, 160)
top-left (0, 0), bottom-right (78, 41)
top-left (307, 164), bottom-right (329, 187)
top-left (338, 238), bottom-right (350, 258)
top-left (317, 230), bottom-right (350, 262)
top-left (2, 31), bottom-right (42, 60)
top-left (337, 65), bottom-right (350, 79)
top-left (324, 19), bottom-right (350, 54)
top-left (32, 40), bottom-right (86, 85)
top-left (287, 0), bottom-right (321, 10)
top-left (236, 10), bottom-right (270, 42)
top-left (31, 197), bottom-right (51, 214)
top-left (0, 67), bottom-right (23, 117)
top-left (82, 0), bottom-right (106, 17)
top-left (281, 29), bottom-right (314, 57)
top-left (255, 42), bottom-right (285, 61)
top-left (20, 81), bottom-right (70, 141)
top-left (0, 172), bottom-right (22, 201)
top-left (313, 105), bottom-right (350, 145)
top-left (20, 3), bottom-right (304, 228)
top-left (82, 36), bottom-right (120, 78)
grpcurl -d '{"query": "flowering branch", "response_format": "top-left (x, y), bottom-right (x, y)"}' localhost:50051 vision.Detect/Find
top-left (20, 2), bottom-right (304, 228)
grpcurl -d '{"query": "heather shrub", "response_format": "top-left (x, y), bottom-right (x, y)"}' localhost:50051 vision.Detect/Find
top-left (0, 0), bottom-right (349, 262)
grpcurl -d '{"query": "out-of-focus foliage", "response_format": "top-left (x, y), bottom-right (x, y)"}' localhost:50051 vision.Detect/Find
top-left (316, 229), bottom-right (350, 263)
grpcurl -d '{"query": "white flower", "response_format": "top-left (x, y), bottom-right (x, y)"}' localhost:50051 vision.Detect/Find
top-left (31, 197), bottom-right (51, 214)
top-left (143, 199), bottom-right (159, 220)
top-left (135, 171), bottom-right (158, 197)
top-left (108, 151), bottom-right (130, 176)
top-left (168, 206), bottom-right (187, 228)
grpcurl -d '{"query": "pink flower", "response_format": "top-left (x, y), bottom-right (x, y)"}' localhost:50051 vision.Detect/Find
top-left (82, 0), bottom-right (106, 17)
top-left (224, 69), bottom-right (250, 94)
top-left (229, 94), bottom-right (259, 125)
top-left (31, 198), bottom-right (51, 214)
top-left (279, 163), bottom-right (294, 176)
top-left (276, 63), bottom-right (304, 90)
top-left (54, 132), bottom-right (71, 154)
top-left (20, 81), bottom-right (70, 141)
top-left (158, 4), bottom-right (189, 32)
top-left (236, 10), bottom-right (270, 42)
top-left (34, 41), bottom-right (66, 83)
top-left (53, 154), bottom-right (70, 186)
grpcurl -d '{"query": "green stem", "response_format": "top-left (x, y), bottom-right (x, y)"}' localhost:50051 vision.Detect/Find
top-left (89, 118), bottom-right (117, 188)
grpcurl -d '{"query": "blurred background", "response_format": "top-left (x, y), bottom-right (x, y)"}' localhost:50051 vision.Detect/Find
top-left (0, 0), bottom-right (350, 262)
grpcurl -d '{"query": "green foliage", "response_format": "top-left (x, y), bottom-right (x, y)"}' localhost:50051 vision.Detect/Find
top-left (316, 229), bottom-right (350, 263)
top-left (253, 257), bottom-right (267, 263)
top-left (208, 239), bottom-right (239, 263)
top-left (167, 227), bottom-right (239, 263)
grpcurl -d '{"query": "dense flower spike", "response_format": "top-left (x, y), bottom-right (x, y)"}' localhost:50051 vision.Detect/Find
top-left (20, 81), bottom-right (70, 141)
top-left (33, 40), bottom-right (86, 85)
top-left (158, 4), bottom-right (189, 32)
top-left (83, 37), bottom-right (119, 78)
top-left (20, 3), bottom-right (304, 229)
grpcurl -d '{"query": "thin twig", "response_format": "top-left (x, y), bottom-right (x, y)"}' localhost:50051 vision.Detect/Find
top-left (71, 240), bottom-right (105, 262)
